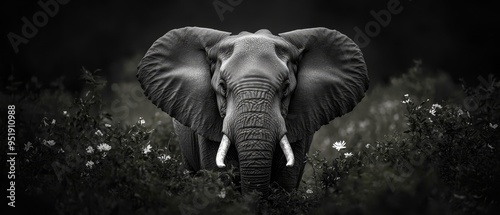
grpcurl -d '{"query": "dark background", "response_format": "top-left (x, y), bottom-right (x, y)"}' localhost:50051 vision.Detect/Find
top-left (1, 0), bottom-right (497, 91)
top-left (1, 2), bottom-right (498, 213)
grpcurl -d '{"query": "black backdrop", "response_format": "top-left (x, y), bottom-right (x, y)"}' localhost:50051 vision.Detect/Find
top-left (1, 0), bottom-right (498, 90)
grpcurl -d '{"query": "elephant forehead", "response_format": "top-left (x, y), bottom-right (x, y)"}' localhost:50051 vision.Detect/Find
top-left (216, 33), bottom-right (297, 60)
top-left (232, 35), bottom-right (277, 54)
top-left (216, 34), bottom-right (295, 84)
top-left (224, 37), bottom-right (288, 80)
top-left (228, 35), bottom-right (293, 66)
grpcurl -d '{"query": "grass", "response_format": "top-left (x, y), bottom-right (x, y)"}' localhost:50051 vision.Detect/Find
top-left (2, 62), bottom-right (499, 214)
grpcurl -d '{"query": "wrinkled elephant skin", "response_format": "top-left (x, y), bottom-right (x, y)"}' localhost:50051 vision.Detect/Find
top-left (137, 27), bottom-right (369, 195)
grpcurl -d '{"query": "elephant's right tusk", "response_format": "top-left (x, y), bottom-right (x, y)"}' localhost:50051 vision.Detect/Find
top-left (216, 135), bottom-right (231, 168)
top-left (280, 135), bottom-right (295, 167)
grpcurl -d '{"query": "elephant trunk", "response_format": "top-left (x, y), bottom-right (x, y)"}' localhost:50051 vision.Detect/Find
top-left (216, 133), bottom-right (294, 195)
top-left (232, 108), bottom-right (289, 195)
top-left (218, 88), bottom-right (293, 195)
top-left (235, 125), bottom-right (275, 195)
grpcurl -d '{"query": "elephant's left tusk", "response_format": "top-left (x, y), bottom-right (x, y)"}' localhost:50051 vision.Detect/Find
top-left (280, 135), bottom-right (295, 167)
top-left (216, 135), bottom-right (231, 168)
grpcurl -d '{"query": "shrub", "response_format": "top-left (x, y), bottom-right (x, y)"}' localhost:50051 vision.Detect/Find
top-left (2, 66), bottom-right (498, 214)
top-left (309, 71), bottom-right (499, 214)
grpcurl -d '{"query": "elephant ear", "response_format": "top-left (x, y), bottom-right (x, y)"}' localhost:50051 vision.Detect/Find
top-left (279, 28), bottom-right (369, 142)
top-left (137, 27), bottom-right (231, 141)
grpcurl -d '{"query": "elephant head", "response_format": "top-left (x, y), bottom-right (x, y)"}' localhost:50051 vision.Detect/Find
top-left (137, 27), bottom-right (368, 195)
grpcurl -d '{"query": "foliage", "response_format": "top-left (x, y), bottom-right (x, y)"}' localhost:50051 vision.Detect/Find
top-left (2, 65), bottom-right (498, 214)
top-left (309, 65), bottom-right (499, 214)
top-left (312, 60), bottom-right (461, 156)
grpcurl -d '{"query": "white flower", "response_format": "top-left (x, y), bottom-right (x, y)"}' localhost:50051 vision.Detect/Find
top-left (217, 188), bottom-right (226, 198)
top-left (158, 154), bottom-right (172, 163)
top-left (490, 123), bottom-right (498, 129)
top-left (43, 139), bottom-right (56, 147)
top-left (306, 189), bottom-right (313, 194)
top-left (95, 129), bottom-right (103, 136)
top-left (138, 117), bottom-right (146, 125)
top-left (401, 94), bottom-right (411, 104)
top-left (51, 119), bottom-right (56, 124)
top-left (344, 152), bottom-right (354, 158)
top-left (86, 146), bottom-right (94, 154)
top-left (105, 123), bottom-right (112, 128)
top-left (86, 161), bottom-right (95, 169)
top-left (97, 143), bottom-right (111, 152)
top-left (365, 143), bottom-right (370, 149)
top-left (332, 140), bottom-right (347, 151)
top-left (63, 110), bottom-right (68, 115)
top-left (429, 103), bottom-right (442, 116)
top-left (429, 109), bottom-right (436, 116)
top-left (432, 104), bottom-right (442, 109)
top-left (143, 144), bottom-right (152, 154)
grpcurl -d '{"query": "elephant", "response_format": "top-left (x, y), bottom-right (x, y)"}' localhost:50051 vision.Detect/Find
top-left (137, 27), bottom-right (368, 196)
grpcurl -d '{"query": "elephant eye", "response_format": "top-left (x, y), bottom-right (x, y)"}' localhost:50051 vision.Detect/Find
top-left (219, 80), bottom-right (227, 96)
top-left (209, 60), bottom-right (216, 74)
top-left (282, 80), bottom-right (290, 97)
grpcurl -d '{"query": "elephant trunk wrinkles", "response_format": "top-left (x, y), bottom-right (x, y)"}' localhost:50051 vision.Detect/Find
top-left (227, 88), bottom-right (283, 195)
top-left (236, 127), bottom-right (275, 195)
top-left (233, 109), bottom-right (279, 195)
